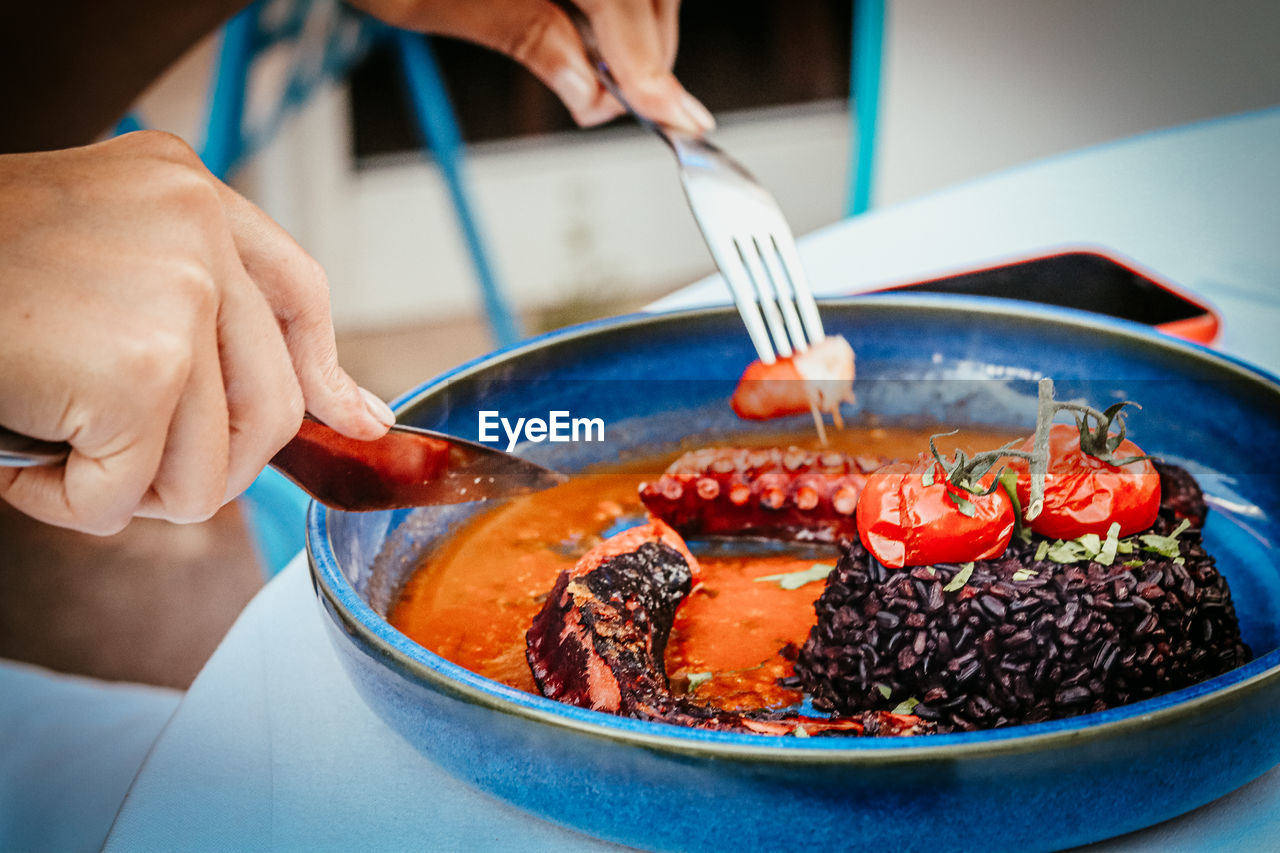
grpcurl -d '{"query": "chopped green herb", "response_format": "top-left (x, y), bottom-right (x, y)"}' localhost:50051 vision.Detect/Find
top-left (1011, 567), bottom-right (1038, 582)
top-left (926, 566), bottom-right (937, 577)
top-left (1044, 538), bottom-right (1093, 563)
top-left (1037, 527), bottom-right (1134, 566)
top-left (684, 671), bottom-right (712, 693)
top-left (754, 562), bottom-right (836, 590)
top-left (943, 562), bottom-right (975, 592)
top-left (1139, 519), bottom-right (1192, 560)
top-left (1096, 522), bottom-right (1122, 566)
top-left (891, 697), bottom-right (920, 715)
top-left (876, 683), bottom-right (893, 700)
top-left (793, 725), bottom-right (810, 738)
top-left (1123, 559), bottom-right (1145, 568)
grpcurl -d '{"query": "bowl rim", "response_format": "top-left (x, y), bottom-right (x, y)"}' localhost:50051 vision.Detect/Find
top-left (309, 293), bottom-right (1280, 762)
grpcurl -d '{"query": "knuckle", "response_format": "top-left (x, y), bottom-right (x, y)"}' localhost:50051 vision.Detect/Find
top-left (167, 258), bottom-right (220, 315)
top-left (132, 130), bottom-right (202, 165)
top-left (110, 328), bottom-right (193, 400)
top-left (164, 168), bottom-right (222, 221)
top-left (282, 253), bottom-right (331, 309)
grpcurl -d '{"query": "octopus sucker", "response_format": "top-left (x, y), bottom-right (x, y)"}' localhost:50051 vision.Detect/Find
top-left (639, 446), bottom-right (885, 543)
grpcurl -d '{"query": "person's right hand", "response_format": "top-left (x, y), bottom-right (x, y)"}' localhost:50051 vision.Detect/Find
top-left (350, 0), bottom-right (713, 133)
top-left (0, 131), bottom-right (395, 535)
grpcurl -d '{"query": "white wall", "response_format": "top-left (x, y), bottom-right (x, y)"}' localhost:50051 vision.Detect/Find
top-left (246, 100), bottom-right (851, 330)
top-left (876, 0), bottom-right (1280, 204)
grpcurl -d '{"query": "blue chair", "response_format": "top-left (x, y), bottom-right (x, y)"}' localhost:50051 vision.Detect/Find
top-left (848, 0), bottom-right (886, 216)
top-left (201, 1), bottom-right (521, 347)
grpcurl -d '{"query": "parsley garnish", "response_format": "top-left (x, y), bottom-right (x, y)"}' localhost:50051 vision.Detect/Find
top-left (1097, 523), bottom-right (1122, 566)
top-left (1138, 519), bottom-right (1192, 561)
top-left (1033, 520), bottom-right (1189, 566)
top-left (754, 563), bottom-right (836, 590)
top-left (876, 683), bottom-right (893, 700)
top-left (942, 562), bottom-right (975, 592)
top-left (684, 671), bottom-right (712, 693)
top-left (891, 697), bottom-right (920, 715)
top-left (686, 671), bottom-right (716, 691)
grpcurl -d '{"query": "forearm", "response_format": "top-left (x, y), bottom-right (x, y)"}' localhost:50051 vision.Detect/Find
top-left (0, 0), bottom-right (247, 153)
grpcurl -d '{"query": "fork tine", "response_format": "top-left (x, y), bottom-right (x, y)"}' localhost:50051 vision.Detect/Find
top-left (756, 235), bottom-right (809, 352)
top-left (771, 234), bottom-right (825, 344)
top-left (708, 238), bottom-right (777, 363)
top-left (735, 238), bottom-right (794, 359)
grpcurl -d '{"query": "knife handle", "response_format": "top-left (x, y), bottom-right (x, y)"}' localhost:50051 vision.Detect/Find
top-left (0, 425), bottom-right (71, 467)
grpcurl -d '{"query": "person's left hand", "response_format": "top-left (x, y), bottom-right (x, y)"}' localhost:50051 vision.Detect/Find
top-left (349, 0), bottom-right (714, 134)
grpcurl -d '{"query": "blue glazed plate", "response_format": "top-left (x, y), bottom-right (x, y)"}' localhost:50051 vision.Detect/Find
top-left (309, 295), bottom-right (1280, 853)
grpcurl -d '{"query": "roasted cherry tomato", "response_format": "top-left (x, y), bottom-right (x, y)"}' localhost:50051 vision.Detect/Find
top-left (1010, 423), bottom-right (1160, 540)
top-left (855, 452), bottom-right (1015, 568)
top-left (731, 335), bottom-right (855, 421)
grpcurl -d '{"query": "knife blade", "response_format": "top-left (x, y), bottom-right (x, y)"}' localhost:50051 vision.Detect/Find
top-left (0, 418), bottom-right (568, 511)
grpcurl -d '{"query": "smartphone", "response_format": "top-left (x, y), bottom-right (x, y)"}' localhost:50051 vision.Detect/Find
top-left (869, 250), bottom-right (1220, 345)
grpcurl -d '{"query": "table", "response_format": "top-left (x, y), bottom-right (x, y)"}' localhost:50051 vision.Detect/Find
top-left (107, 106), bottom-right (1280, 851)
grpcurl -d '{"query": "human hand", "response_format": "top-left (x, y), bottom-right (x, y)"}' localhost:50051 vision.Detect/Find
top-left (349, 0), bottom-right (714, 133)
top-left (0, 131), bottom-right (394, 535)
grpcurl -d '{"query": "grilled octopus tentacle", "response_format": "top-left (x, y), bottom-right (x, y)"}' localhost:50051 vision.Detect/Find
top-left (639, 447), bottom-right (886, 543)
top-left (526, 520), bottom-right (925, 736)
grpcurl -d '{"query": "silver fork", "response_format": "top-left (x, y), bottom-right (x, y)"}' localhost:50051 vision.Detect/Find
top-left (566, 10), bottom-right (825, 363)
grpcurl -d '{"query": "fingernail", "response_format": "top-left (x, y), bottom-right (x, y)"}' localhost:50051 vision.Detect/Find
top-left (551, 66), bottom-right (596, 113)
top-left (678, 91), bottom-right (716, 133)
top-left (359, 387), bottom-right (396, 428)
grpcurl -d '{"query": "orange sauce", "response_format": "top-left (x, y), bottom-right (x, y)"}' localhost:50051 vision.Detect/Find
top-left (388, 426), bottom-right (1019, 710)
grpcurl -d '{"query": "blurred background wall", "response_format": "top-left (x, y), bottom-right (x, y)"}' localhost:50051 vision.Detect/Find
top-left (130, 0), bottom-right (1280, 394)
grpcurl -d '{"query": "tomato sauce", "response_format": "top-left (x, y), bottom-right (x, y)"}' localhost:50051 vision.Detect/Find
top-left (388, 426), bottom-right (1019, 710)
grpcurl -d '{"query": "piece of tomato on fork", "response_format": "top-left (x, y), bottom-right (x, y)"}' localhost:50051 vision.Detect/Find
top-left (730, 336), bottom-right (857, 439)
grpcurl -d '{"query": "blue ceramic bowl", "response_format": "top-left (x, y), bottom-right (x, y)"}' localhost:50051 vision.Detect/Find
top-left (309, 296), bottom-right (1280, 852)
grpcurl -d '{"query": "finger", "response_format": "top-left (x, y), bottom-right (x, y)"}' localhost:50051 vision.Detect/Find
top-left (654, 0), bottom-right (681, 69)
top-left (131, 300), bottom-right (231, 522)
top-left (211, 180), bottom-right (394, 441)
top-left (1, 438), bottom-right (168, 535)
top-left (574, 0), bottom-right (713, 132)
top-left (211, 262), bottom-right (306, 503)
top-left (365, 0), bottom-right (623, 126)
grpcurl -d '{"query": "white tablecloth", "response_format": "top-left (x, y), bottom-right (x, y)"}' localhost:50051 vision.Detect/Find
top-left (107, 106), bottom-right (1280, 851)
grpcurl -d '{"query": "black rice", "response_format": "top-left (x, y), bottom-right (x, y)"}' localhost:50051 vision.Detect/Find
top-left (790, 462), bottom-right (1251, 732)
